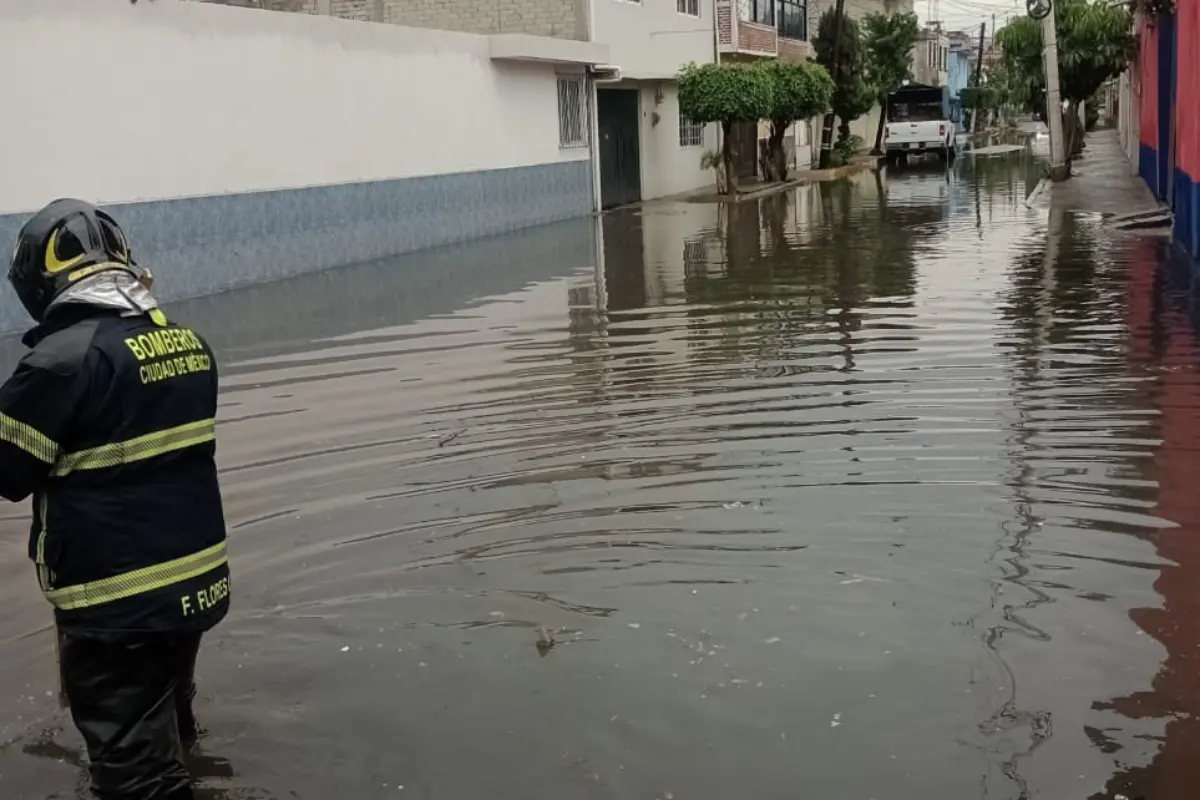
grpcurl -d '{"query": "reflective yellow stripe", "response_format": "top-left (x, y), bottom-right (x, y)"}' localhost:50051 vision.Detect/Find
top-left (0, 412), bottom-right (59, 464)
top-left (52, 419), bottom-right (215, 476)
top-left (44, 541), bottom-right (228, 611)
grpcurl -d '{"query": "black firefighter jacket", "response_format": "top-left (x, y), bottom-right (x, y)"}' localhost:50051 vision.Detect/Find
top-left (0, 303), bottom-right (230, 635)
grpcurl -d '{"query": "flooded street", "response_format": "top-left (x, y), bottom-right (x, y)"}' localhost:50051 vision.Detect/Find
top-left (4, 149), bottom-right (1200, 799)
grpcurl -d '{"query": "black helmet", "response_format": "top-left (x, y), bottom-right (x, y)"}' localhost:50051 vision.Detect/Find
top-left (8, 198), bottom-right (140, 322)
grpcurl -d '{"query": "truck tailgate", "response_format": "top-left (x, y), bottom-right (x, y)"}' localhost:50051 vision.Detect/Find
top-left (886, 121), bottom-right (944, 145)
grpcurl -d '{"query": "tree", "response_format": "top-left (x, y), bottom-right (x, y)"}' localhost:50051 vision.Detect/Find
top-left (861, 11), bottom-right (920, 154)
top-left (981, 60), bottom-right (1031, 126)
top-left (813, 9), bottom-right (873, 160)
top-left (678, 62), bottom-right (773, 194)
top-left (960, 69), bottom-right (1004, 129)
top-left (761, 61), bottom-right (835, 182)
top-left (995, 0), bottom-right (1134, 159)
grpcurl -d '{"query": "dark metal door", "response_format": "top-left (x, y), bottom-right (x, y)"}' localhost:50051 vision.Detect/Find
top-left (597, 89), bottom-right (642, 210)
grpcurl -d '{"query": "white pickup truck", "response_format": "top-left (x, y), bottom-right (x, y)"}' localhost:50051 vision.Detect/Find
top-left (883, 85), bottom-right (956, 167)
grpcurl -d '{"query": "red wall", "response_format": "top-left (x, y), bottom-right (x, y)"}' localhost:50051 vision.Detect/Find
top-left (1112, 238), bottom-right (1200, 798)
top-left (1177, 0), bottom-right (1200, 180)
top-left (1140, 17), bottom-right (1159, 150)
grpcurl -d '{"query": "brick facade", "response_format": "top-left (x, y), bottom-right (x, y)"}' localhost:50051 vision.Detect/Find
top-left (777, 36), bottom-right (811, 62)
top-left (738, 20), bottom-right (777, 55)
top-left (198, 0), bottom-right (587, 40)
top-left (717, 3), bottom-right (734, 47)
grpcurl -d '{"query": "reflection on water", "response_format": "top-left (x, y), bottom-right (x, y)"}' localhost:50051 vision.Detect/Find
top-left (1, 154), bottom-right (1198, 799)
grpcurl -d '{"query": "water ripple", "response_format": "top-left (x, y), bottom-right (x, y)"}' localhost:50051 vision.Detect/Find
top-left (1, 151), bottom-right (1195, 799)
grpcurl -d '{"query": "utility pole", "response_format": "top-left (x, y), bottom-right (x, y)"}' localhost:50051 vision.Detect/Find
top-left (818, 0), bottom-right (848, 169)
top-left (1041, 1), bottom-right (1068, 180)
top-left (972, 22), bottom-right (986, 133)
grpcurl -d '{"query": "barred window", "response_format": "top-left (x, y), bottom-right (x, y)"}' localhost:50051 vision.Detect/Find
top-left (557, 75), bottom-right (587, 149)
top-left (677, 0), bottom-right (699, 15)
top-left (679, 115), bottom-right (705, 147)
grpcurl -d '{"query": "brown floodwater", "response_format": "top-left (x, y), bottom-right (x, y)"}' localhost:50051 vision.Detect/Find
top-left (3, 151), bottom-right (1200, 799)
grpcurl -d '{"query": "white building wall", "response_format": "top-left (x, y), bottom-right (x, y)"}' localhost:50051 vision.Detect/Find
top-left (0, 0), bottom-right (587, 214)
top-left (638, 86), bottom-right (719, 199)
top-left (0, 0), bottom-right (597, 332)
top-left (593, 0), bottom-right (717, 199)
top-left (592, 0), bottom-right (716, 80)
top-left (1119, 66), bottom-right (1140, 169)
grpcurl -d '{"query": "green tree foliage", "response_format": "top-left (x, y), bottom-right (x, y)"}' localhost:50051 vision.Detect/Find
top-left (980, 60), bottom-right (1030, 125)
top-left (813, 8), bottom-right (872, 162)
top-left (762, 60), bottom-right (835, 181)
top-left (995, 0), bottom-right (1134, 156)
top-left (862, 11), bottom-right (920, 153)
top-left (678, 61), bottom-right (774, 194)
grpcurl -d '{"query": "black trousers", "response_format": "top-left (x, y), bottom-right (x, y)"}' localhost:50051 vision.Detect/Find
top-left (59, 629), bottom-right (203, 800)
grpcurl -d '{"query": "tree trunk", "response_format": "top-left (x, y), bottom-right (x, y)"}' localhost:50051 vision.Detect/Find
top-left (836, 119), bottom-right (852, 164)
top-left (873, 98), bottom-right (887, 155)
top-left (818, 111), bottom-right (836, 169)
top-left (722, 120), bottom-right (737, 195)
top-left (765, 120), bottom-right (790, 182)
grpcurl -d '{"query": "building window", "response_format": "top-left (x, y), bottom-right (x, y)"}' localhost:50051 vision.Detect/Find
top-left (557, 75), bottom-right (587, 149)
top-left (677, 0), bottom-right (700, 14)
top-left (680, 115), bottom-right (705, 147)
top-left (750, 0), bottom-right (774, 26)
top-left (777, 0), bottom-right (805, 39)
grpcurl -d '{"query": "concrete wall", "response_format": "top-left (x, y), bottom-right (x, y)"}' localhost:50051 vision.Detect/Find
top-left (200, 0), bottom-right (589, 39)
top-left (592, 0), bottom-right (717, 199)
top-left (0, 0), bottom-right (593, 333)
top-left (1119, 64), bottom-right (1141, 168)
top-left (637, 85), bottom-right (718, 199)
top-left (593, 0), bottom-right (715, 80)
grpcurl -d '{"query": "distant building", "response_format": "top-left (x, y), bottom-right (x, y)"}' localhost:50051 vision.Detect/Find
top-left (793, 0), bottom-right (914, 166)
top-left (947, 32), bottom-right (973, 132)
top-left (913, 24), bottom-right (949, 88)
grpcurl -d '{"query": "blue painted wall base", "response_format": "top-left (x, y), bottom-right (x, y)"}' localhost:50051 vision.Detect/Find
top-left (1174, 166), bottom-right (1200, 260)
top-left (0, 160), bottom-right (593, 334)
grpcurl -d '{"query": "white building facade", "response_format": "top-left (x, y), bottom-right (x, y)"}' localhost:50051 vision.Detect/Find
top-left (591, 0), bottom-right (720, 207)
top-left (0, 0), bottom-right (608, 332)
top-left (200, 0), bottom-right (721, 208)
top-left (913, 25), bottom-right (950, 88)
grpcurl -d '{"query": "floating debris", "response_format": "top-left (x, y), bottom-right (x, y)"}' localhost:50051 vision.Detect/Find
top-left (536, 626), bottom-right (556, 656)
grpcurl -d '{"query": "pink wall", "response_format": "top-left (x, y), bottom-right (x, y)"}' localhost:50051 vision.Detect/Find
top-left (1176, 0), bottom-right (1200, 179)
top-left (1140, 17), bottom-right (1159, 150)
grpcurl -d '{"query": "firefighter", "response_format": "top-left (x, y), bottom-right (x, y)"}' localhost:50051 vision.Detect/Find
top-left (0, 198), bottom-right (231, 799)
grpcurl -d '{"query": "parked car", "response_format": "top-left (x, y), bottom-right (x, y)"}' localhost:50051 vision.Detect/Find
top-left (884, 84), bottom-right (956, 166)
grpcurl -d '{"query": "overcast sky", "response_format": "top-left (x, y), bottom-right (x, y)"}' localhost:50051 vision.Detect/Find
top-left (916, 0), bottom-right (1025, 36)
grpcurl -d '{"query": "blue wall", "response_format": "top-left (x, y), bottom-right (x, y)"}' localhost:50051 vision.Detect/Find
top-left (0, 160), bottom-right (594, 335)
top-left (948, 49), bottom-right (972, 132)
